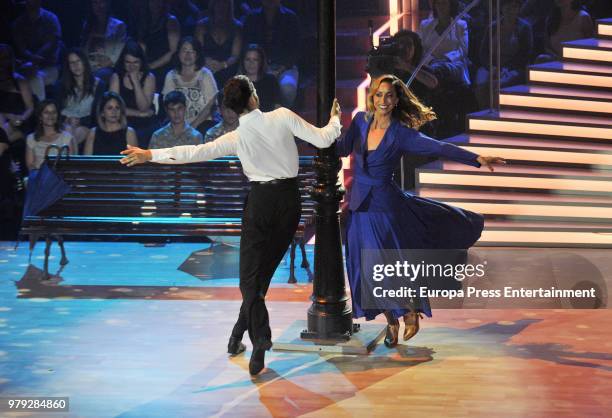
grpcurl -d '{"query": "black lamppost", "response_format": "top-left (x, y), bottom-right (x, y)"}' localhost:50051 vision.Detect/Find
top-left (301, 0), bottom-right (354, 341)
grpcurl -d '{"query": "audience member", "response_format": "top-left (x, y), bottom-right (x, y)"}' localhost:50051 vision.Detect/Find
top-left (238, 44), bottom-right (281, 112)
top-left (0, 123), bottom-right (23, 240)
top-left (162, 37), bottom-right (219, 134)
top-left (475, 0), bottom-right (533, 109)
top-left (84, 92), bottom-right (138, 155)
top-left (418, 0), bottom-right (470, 87)
top-left (196, 0), bottom-right (243, 88)
top-left (136, 0), bottom-right (181, 87)
top-left (169, 0), bottom-right (203, 37)
top-left (81, 0), bottom-right (127, 82)
top-left (519, 0), bottom-right (556, 57)
top-left (149, 91), bottom-right (203, 149)
top-left (45, 0), bottom-right (89, 48)
top-left (0, 44), bottom-right (35, 146)
top-left (110, 41), bottom-right (157, 147)
top-left (11, 0), bottom-right (63, 100)
top-left (55, 49), bottom-right (105, 150)
top-left (536, 0), bottom-right (594, 63)
top-left (243, 0), bottom-right (301, 107)
top-left (204, 92), bottom-right (239, 143)
top-left (25, 100), bottom-right (75, 171)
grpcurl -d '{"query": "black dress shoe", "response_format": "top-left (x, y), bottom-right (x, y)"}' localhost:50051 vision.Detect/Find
top-left (227, 336), bottom-right (246, 356)
top-left (249, 340), bottom-right (273, 376)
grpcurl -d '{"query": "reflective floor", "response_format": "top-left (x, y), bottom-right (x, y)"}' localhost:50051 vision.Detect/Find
top-left (0, 242), bottom-right (610, 417)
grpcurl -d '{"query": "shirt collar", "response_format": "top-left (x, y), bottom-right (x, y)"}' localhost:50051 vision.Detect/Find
top-left (238, 109), bottom-right (262, 126)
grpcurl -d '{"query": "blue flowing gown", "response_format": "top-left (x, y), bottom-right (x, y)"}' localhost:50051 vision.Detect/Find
top-left (337, 112), bottom-right (484, 320)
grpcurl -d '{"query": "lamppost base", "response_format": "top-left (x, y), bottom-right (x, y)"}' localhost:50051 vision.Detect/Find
top-left (274, 321), bottom-right (385, 354)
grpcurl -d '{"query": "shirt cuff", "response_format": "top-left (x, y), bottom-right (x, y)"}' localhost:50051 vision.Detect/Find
top-left (329, 115), bottom-right (340, 125)
top-left (150, 148), bottom-right (172, 162)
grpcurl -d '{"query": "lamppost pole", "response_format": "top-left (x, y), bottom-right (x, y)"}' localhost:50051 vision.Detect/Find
top-left (301, 0), bottom-right (353, 341)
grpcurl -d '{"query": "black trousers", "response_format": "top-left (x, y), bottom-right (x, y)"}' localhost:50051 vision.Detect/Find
top-left (230, 178), bottom-right (301, 346)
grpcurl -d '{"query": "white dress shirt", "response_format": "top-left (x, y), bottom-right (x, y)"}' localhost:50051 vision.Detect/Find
top-left (150, 108), bottom-right (341, 182)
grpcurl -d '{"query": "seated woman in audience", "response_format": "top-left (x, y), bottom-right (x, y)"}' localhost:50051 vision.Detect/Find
top-left (25, 100), bottom-right (76, 171)
top-left (195, 0), bottom-right (242, 87)
top-left (84, 91), bottom-right (138, 155)
top-left (162, 37), bottom-right (218, 134)
top-left (417, 0), bottom-right (471, 87)
top-left (536, 0), bottom-right (594, 63)
top-left (136, 0), bottom-right (181, 87)
top-left (81, 0), bottom-right (127, 83)
top-left (0, 44), bottom-right (35, 145)
top-left (475, 0), bottom-right (533, 109)
top-left (238, 44), bottom-right (281, 113)
top-left (110, 41), bottom-right (157, 147)
top-left (55, 48), bottom-right (105, 151)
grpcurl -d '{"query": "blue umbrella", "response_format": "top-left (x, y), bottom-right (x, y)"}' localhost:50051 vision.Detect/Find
top-left (23, 145), bottom-right (72, 218)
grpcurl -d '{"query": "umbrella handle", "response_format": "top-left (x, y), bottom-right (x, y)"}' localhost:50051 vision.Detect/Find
top-left (45, 145), bottom-right (70, 170)
top-left (44, 144), bottom-right (60, 163)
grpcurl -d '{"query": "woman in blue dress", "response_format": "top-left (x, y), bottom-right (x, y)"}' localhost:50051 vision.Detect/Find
top-left (336, 74), bottom-right (504, 347)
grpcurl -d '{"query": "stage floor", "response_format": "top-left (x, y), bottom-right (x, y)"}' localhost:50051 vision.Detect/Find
top-left (0, 241), bottom-right (610, 417)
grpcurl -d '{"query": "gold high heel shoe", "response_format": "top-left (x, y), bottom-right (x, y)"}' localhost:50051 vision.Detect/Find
top-left (403, 311), bottom-right (424, 341)
top-left (383, 311), bottom-right (400, 347)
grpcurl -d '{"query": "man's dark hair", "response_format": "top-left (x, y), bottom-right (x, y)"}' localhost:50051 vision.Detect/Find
top-left (164, 90), bottom-right (187, 108)
top-left (393, 30), bottom-right (423, 66)
top-left (223, 75), bottom-right (254, 115)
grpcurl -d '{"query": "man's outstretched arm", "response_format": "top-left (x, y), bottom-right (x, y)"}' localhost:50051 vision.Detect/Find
top-left (120, 131), bottom-right (239, 166)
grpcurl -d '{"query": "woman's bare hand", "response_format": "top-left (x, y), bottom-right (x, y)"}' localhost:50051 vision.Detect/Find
top-left (477, 155), bottom-right (506, 172)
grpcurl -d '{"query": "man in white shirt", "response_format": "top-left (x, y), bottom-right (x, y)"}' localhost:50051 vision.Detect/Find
top-left (121, 75), bottom-right (342, 375)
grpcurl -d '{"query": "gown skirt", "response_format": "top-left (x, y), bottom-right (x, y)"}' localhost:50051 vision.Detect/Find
top-left (345, 191), bottom-right (484, 320)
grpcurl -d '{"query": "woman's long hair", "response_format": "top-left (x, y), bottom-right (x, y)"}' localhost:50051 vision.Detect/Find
top-left (238, 44), bottom-right (268, 80)
top-left (34, 100), bottom-right (62, 141)
top-left (366, 74), bottom-right (436, 129)
top-left (81, 0), bottom-right (110, 45)
top-left (60, 48), bottom-right (96, 104)
top-left (114, 40), bottom-right (150, 80)
top-left (175, 36), bottom-right (204, 72)
top-left (96, 91), bottom-right (128, 130)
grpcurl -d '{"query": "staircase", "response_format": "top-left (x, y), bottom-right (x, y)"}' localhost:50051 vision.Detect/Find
top-left (416, 18), bottom-right (612, 248)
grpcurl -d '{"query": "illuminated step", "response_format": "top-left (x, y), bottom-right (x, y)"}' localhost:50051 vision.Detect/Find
top-left (499, 84), bottom-right (612, 114)
top-left (447, 133), bottom-right (612, 151)
top-left (436, 200), bottom-right (612, 222)
top-left (598, 18), bottom-right (612, 37)
top-left (562, 38), bottom-right (612, 63)
top-left (468, 109), bottom-right (612, 140)
top-left (416, 170), bottom-right (612, 195)
top-left (528, 61), bottom-right (612, 89)
top-left (441, 161), bottom-right (612, 178)
top-left (477, 229), bottom-right (612, 248)
top-left (418, 188), bottom-right (612, 205)
top-left (454, 144), bottom-right (612, 168)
